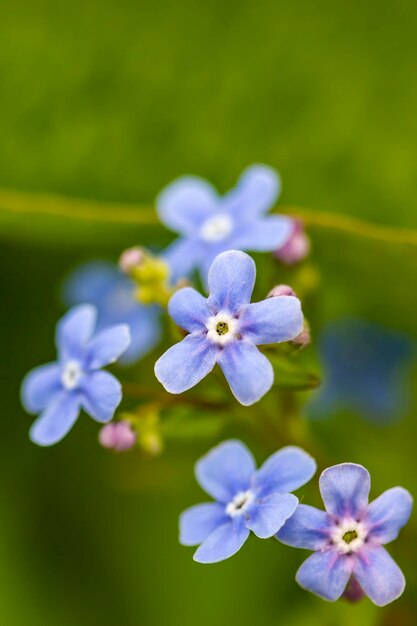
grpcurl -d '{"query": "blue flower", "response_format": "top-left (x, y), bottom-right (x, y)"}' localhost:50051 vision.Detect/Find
top-left (157, 164), bottom-right (293, 284)
top-left (63, 261), bottom-right (162, 365)
top-left (155, 250), bottom-right (304, 405)
top-left (21, 304), bottom-right (131, 446)
top-left (180, 440), bottom-right (316, 563)
top-left (277, 463), bottom-right (412, 606)
top-left (307, 319), bottom-right (414, 423)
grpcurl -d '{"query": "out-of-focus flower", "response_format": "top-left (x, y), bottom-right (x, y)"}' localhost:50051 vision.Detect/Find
top-left (274, 219), bottom-right (310, 265)
top-left (157, 164), bottom-right (293, 285)
top-left (155, 250), bottom-right (304, 405)
top-left (21, 305), bottom-right (130, 446)
top-left (99, 420), bottom-right (136, 451)
top-left (267, 284), bottom-right (297, 298)
top-left (64, 262), bottom-right (162, 365)
top-left (307, 319), bottom-right (414, 423)
top-left (180, 440), bottom-right (316, 563)
top-left (277, 463), bottom-right (412, 607)
top-left (119, 246), bottom-right (145, 274)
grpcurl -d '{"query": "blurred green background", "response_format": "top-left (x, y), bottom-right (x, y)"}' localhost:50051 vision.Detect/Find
top-left (1, 1), bottom-right (417, 624)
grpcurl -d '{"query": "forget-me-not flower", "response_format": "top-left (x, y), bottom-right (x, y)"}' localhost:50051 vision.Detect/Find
top-left (180, 440), bottom-right (316, 563)
top-left (21, 304), bottom-right (130, 446)
top-left (154, 250), bottom-right (304, 405)
top-left (277, 463), bottom-right (413, 606)
top-left (157, 164), bottom-right (293, 284)
top-left (63, 261), bottom-right (161, 365)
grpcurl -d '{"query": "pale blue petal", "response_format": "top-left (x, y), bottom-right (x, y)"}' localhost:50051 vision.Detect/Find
top-left (163, 237), bottom-right (203, 283)
top-left (63, 262), bottom-right (118, 305)
top-left (320, 463), bottom-right (370, 518)
top-left (195, 440), bottom-right (256, 502)
top-left (21, 362), bottom-right (61, 413)
top-left (367, 487), bottom-right (413, 544)
top-left (296, 549), bottom-right (353, 601)
top-left (193, 517), bottom-right (250, 563)
top-left (154, 334), bottom-right (218, 394)
top-left (223, 164), bottom-right (281, 218)
top-left (207, 251), bottom-right (255, 314)
top-left (218, 341), bottom-right (273, 406)
top-left (239, 296), bottom-right (304, 345)
top-left (233, 216), bottom-right (293, 251)
top-left (86, 324), bottom-right (131, 369)
top-left (80, 370), bottom-right (122, 422)
top-left (157, 176), bottom-right (218, 235)
top-left (246, 493), bottom-right (298, 538)
top-left (120, 306), bottom-right (162, 365)
top-left (353, 546), bottom-right (405, 606)
top-left (253, 446), bottom-right (317, 496)
top-left (179, 503), bottom-right (228, 546)
top-left (29, 391), bottom-right (80, 446)
top-left (56, 304), bottom-right (97, 361)
top-left (276, 504), bottom-right (332, 550)
top-left (168, 288), bottom-right (211, 332)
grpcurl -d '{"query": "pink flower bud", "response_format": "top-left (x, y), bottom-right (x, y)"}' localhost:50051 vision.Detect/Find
top-left (99, 420), bottom-right (136, 452)
top-left (342, 577), bottom-right (365, 603)
top-left (275, 220), bottom-right (310, 265)
top-left (119, 247), bottom-right (144, 274)
top-left (292, 323), bottom-right (311, 348)
top-left (267, 284), bottom-right (297, 298)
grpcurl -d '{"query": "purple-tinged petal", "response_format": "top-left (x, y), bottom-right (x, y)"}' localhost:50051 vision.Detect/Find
top-left (21, 362), bottom-right (61, 413)
top-left (207, 251), bottom-right (255, 314)
top-left (179, 503), bottom-right (228, 546)
top-left (246, 493), bottom-right (298, 538)
top-left (157, 176), bottom-right (218, 235)
top-left (155, 334), bottom-right (218, 394)
top-left (80, 371), bottom-right (122, 423)
top-left (276, 504), bottom-right (332, 550)
top-left (239, 296), bottom-right (304, 345)
top-left (193, 516), bottom-right (250, 563)
top-left (218, 341), bottom-right (273, 406)
top-left (320, 463), bottom-right (370, 518)
top-left (56, 304), bottom-right (97, 361)
top-left (367, 487), bottom-right (413, 544)
top-left (29, 391), bottom-right (80, 446)
top-left (195, 440), bottom-right (256, 502)
top-left (86, 324), bottom-right (131, 369)
top-left (233, 216), bottom-right (293, 251)
top-left (296, 549), bottom-right (353, 601)
top-left (223, 164), bottom-right (281, 218)
top-left (168, 288), bottom-right (211, 333)
top-left (353, 545), bottom-right (405, 606)
top-left (163, 237), bottom-right (203, 283)
top-left (253, 446), bottom-right (317, 496)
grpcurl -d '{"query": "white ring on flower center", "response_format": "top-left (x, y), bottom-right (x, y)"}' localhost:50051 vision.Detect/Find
top-left (200, 213), bottom-right (233, 242)
top-left (61, 360), bottom-right (83, 390)
top-left (206, 312), bottom-right (238, 345)
top-left (226, 490), bottom-right (254, 518)
top-left (330, 518), bottom-right (368, 554)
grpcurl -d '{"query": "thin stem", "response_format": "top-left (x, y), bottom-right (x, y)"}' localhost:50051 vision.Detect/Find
top-left (123, 382), bottom-right (232, 411)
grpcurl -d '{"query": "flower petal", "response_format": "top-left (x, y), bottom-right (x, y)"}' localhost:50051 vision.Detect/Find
top-left (193, 517), bottom-right (250, 563)
top-left (157, 176), bottom-right (218, 235)
top-left (154, 334), bottom-right (218, 394)
top-left (168, 288), bottom-right (211, 333)
top-left (163, 237), bottom-right (203, 283)
top-left (179, 503), bottom-right (228, 546)
top-left (218, 341), bottom-right (273, 406)
top-left (319, 463), bottom-right (370, 518)
top-left (207, 251), bottom-right (255, 314)
top-left (296, 549), bottom-right (353, 601)
top-left (120, 306), bottom-right (162, 365)
top-left (246, 493), bottom-right (299, 538)
top-left (353, 545), bottom-right (405, 606)
top-left (367, 487), bottom-right (413, 544)
top-left (195, 440), bottom-right (256, 502)
top-left (233, 216), bottom-right (293, 251)
top-left (86, 324), bottom-right (131, 369)
top-left (56, 304), bottom-right (97, 361)
top-left (80, 370), bottom-right (122, 422)
top-left (239, 296), bottom-right (304, 345)
top-left (223, 164), bottom-right (281, 218)
top-left (29, 391), bottom-right (80, 446)
top-left (21, 362), bottom-right (61, 413)
top-left (63, 261), bottom-right (119, 304)
top-left (253, 446), bottom-right (317, 496)
top-left (276, 504), bottom-right (332, 550)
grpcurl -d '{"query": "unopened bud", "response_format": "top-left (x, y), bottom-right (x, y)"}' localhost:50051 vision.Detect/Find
top-left (275, 220), bottom-right (310, 265)
top-left (99, 420), bottom-right (136, 452)
top-left (119, 247), bottom-right (145, 274)
top-left (292, 321), bottom-right (311, 349)
top-left (342, 577), bottom-right (365, 603)
top-left (267, 284), bottom-right (297, 298)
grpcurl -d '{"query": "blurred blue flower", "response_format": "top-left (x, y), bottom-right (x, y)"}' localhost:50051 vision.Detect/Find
top-left (157, 164), bottom-right (293, 285)
top-left (64, 262), bottom-right (162, 365)
top-left (180, 440), bottom-right (316, 563)
top-left (21, 305), bottom-right (130, 446)
top-left (155, 250), bottom-right (304, 405)
top-left (307, 319), bottom-right (414, 423)
top-left (277, 463), bottom-right (412, 606)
